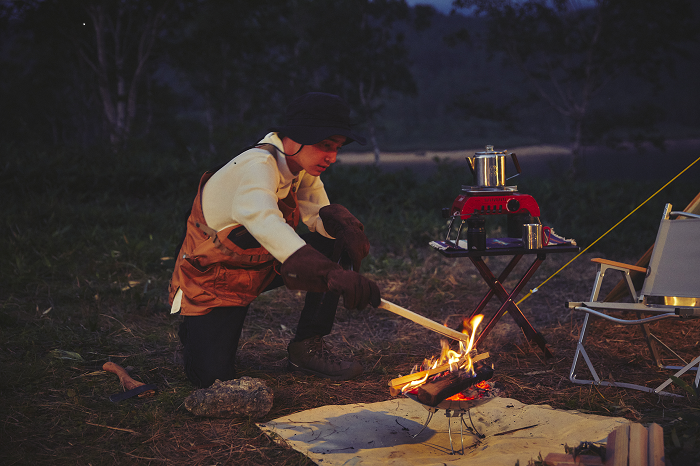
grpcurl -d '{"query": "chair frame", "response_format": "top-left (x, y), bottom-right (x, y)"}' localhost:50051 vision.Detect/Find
top-left (568, 204), bottom-right (700, 397)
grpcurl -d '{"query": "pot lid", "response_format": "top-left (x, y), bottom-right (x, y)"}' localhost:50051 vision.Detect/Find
top-left (474, 144), bottom-right (509, 156)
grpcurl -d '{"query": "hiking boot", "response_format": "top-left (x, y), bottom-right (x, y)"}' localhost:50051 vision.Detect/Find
top-left (287, 336), bottom-right (363, 381)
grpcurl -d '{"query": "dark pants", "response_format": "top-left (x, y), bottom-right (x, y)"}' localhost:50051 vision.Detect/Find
top-left (178, 232), bottom-right (339, 388)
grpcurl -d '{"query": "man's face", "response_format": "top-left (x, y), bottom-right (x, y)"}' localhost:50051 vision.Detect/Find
top-left (287, 135), bottom-right (347, 176)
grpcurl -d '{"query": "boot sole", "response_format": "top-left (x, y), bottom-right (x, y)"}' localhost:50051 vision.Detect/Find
top-left (287, 360), bottom-right (362, 381)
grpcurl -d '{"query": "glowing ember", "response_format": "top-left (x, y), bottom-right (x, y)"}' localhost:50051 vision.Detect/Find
top-left (445, 380), bottom-right (493, 401)
top-left (401, 314), bottom-right (484, 394)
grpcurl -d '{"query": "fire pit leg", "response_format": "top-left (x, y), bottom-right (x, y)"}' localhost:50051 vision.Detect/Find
top-left (444, 409), bottom-right (468, 455)
top-left (465, 409), bottom-right (485, 439)
top-left (412, 408), bottom-right (436, 438)
top-left (446, 409), bottom-right (456, 454)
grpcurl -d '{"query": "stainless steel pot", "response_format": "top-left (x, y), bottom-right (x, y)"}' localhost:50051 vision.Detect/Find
top-left (467, 145), bottom-right (521, 187)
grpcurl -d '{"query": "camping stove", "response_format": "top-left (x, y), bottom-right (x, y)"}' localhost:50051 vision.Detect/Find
top-left (449, 186), bottom-right (540, 220)
top-left (441, 145), bottom-right (543, 246)
top-left (443, 186), bottom-right (542, 246)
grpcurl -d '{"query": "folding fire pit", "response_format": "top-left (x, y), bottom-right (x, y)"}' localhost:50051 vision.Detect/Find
top-left (400, 363), bottom-right (496, 455)
top-left (386, 308), bottom-right (497, 455)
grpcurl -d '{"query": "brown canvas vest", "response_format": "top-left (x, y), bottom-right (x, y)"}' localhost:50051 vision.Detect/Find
top-left (169, 155), bottom-right (300, 316)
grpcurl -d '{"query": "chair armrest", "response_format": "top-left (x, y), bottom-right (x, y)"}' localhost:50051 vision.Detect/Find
top-left (677, 308), bottom-right (700, 317)
top-left (671, 211), bottom-right (700, 219)
top-left (590, 258), bottom-right (647, 273)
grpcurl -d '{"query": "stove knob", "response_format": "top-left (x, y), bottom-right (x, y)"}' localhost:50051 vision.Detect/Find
top-left (506, 199), bottom-right (520, 212)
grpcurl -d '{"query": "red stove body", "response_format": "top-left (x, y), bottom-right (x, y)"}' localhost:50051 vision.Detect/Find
top-left (450, 190), bottom-right (540, 219)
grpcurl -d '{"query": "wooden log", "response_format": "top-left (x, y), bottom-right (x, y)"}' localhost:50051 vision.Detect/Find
top-left (605, 423), bottom-right (664, 466)
top-left (545, 423), bottom-right (664, 466)
top-left (388, 352), bottom-right (489, 391)
top-left (629, 423), bottom-right (648, 466)
top-left (609, 424), bottom-right (629, 466)
top-left (647, 423), bottom-right (664, 466)
top-left (416, 365), bottom-right (494, 407)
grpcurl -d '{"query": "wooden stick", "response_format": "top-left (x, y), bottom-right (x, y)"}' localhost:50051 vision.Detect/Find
top-left (86, 421), bottom-right (139, 434)
top-left (388, 352), bottom-right (490, 389)
top-left (379, 299), bottom-right (471, 343)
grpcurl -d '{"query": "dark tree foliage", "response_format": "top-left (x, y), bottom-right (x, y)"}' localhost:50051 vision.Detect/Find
top-left (0, 0), bottom-right (420, 156)
top-left (288, 0), bottom-right (419, 161)
top-left (164, 0), bottom-right (300, 155)
top-left (1, 0), bottom-right (174, 149)
top-left (0, 1), bottom-right (100, 146)
top-left (452, 0), bottom-right (698, 172)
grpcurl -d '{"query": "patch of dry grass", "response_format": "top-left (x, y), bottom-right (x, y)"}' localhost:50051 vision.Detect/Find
top-left (3, 245), bottom-right (700, 465)
top-left (3, 145), bottom-right (699, 465)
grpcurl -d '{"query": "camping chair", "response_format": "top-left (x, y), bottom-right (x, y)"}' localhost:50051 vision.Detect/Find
top-left (568, 203), bottom-right (700, 397)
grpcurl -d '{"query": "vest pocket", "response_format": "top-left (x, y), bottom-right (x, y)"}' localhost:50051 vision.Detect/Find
top-left (215, 261), bottom-right (275, 298)
top-left (226, 225), bottom-right (262, 249)
top-left (179, 257), bottom-right (219, 306)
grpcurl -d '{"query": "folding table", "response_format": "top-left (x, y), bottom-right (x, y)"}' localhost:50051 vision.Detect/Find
top-left (430, 238), bottom-right (580, 358)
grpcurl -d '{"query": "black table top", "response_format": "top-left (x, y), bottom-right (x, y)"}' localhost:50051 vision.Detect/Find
top-left (429, 238), bottom-right (581, 258)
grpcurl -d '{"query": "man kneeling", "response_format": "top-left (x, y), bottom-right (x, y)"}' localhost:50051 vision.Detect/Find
top-left (169, 92), bottom-right (380, 388)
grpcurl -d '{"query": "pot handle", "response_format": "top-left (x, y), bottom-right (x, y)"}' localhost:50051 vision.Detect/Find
top-left (466, 156), bottom-right (476, 178)
top-left (506, 152), bottom-right (522, 181)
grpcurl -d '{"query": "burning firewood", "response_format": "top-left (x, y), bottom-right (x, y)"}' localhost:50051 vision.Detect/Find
top-left (388, 352), bottom-right (489, 392)
top-left (416, 363), bottom-right (494, 407)
top-left (389, 314), bottom-right (492, 400)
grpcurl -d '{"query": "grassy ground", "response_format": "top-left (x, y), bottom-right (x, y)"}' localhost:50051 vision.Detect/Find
top-left (2, 145), bottom-right (699, 465)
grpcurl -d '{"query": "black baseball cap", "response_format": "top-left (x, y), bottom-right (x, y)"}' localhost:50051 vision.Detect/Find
top-left (270, 92), bottom-right (366, 146)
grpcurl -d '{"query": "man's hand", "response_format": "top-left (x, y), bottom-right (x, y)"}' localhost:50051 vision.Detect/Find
top-left (327, 269), bottom-right (380, 310)
top-left (319, 204), bottom-right (370, 271)
top-left (281, 245), bottom-right (380, 310)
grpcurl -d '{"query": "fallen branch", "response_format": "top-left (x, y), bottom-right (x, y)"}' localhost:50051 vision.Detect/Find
top-left (86, 421), bottom-right (139, 434)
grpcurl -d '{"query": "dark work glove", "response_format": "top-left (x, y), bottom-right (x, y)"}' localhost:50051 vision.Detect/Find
top-left (327, 269), bottom-right (380, 310)
top-left (281, 245), bottom-right (380, 310)
top-left (319, 204), bottom-right (370, 271)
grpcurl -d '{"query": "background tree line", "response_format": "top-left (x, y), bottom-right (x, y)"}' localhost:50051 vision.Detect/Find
top-left (1, 0), bottom-right (698, 163)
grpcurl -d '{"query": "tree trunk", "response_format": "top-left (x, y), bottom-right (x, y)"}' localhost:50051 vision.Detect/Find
top-left (571, 116), bottom-right (584, 177)
top-left (204, 83), bottom-right (217, 155)
top-left (369, 121), bottom-right (381, 164)
top-left (358, 80), bottom-right (381, 164)
top-left (83, 2), bottom-right (167, 149)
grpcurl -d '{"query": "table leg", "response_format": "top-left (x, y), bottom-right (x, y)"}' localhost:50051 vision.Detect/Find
top-left (470, 255), bottom-right (553, 358)
top-left (466, 255), bottom-right (523, 320)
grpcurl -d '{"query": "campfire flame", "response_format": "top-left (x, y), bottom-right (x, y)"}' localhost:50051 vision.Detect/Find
top-left (401, 314), bottom-right (484, 393)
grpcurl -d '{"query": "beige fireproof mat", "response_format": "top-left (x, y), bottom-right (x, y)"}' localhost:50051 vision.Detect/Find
top-left (258, 396), bottom-right (628, 466)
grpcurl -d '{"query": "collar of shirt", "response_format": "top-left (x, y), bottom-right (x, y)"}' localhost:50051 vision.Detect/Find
top-left (260, 132), bottom-right (300, 195)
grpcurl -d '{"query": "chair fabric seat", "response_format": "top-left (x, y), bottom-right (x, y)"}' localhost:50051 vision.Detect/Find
top-left (641, 217), bottom-right (700, 299)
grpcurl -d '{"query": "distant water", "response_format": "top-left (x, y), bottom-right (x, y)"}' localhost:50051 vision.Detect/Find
top-left (360, 139), bottom-right (700, 183)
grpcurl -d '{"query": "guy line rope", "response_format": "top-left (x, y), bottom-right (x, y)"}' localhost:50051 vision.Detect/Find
top-left (515, 153), bottom-right (700, 306)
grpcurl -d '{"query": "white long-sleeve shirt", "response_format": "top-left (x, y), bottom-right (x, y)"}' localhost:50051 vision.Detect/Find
top-left (201, 132), bottom-right (331, 263)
